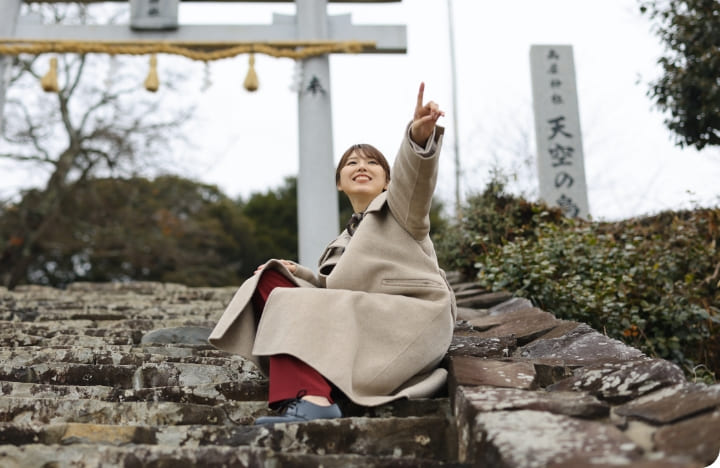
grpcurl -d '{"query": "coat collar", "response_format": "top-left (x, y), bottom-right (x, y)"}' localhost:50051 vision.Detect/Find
top-left (364, 191), bottom-right (388, 214)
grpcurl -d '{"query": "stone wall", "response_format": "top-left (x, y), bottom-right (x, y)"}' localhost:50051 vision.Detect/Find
top-left (0, 277), bottom-right (717, 467)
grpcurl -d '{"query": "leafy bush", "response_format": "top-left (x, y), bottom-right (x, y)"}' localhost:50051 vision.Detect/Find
top-left (434, 177), bottom-right (564, 278)
top-left (436, 182), bottom-right (720, 382)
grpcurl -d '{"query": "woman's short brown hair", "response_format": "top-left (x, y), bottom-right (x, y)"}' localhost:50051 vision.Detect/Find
top-left (335, 143), bottom-right (391, 185)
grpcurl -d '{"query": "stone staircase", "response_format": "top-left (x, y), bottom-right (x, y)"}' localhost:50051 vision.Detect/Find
top-left (0, 282), bottom-right (460, 467)
top-left (0, 277), bottom-right (718, 467)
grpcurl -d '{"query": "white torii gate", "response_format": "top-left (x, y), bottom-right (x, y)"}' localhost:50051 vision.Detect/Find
top-left (0, 0), bottom-right (407, 269)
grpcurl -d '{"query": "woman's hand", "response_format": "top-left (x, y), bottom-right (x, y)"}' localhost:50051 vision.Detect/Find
top-left (409, 82), bottom-right (445, 147)
top-left (254, 260), bottom-right (297, 275)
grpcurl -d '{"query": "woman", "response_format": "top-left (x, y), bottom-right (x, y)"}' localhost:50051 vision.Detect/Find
top-left (208, 82), bottom-right (457, 424)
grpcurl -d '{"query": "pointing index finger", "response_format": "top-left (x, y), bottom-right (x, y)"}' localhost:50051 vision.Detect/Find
top-left (416, 82), bottom-right (425, 109)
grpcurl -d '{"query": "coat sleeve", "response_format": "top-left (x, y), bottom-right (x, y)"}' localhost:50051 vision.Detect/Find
top-left (386, 123), bottom-right (445, 240)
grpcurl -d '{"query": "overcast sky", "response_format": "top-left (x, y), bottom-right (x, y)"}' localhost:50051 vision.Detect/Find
top-left (3, 0), bottom-right (720, 221)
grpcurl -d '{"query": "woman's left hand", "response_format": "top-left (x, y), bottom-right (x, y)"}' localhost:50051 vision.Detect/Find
top-left (254, 259), bottom-right (297, 275)
top-left (409, 82), bottom-right (445, 147)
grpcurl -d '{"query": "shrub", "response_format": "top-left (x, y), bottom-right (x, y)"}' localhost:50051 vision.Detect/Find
top-left (434, 177), bottom-right (563, 278)
top-left (437, 182), bottom-right (720, 382)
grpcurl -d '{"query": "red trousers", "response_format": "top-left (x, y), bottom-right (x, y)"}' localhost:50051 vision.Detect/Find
top-left (252, 269), bottom-right (334, 404)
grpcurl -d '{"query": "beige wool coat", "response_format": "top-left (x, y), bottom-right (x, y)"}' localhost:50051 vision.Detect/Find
top-left (209, 125), bottom-right (457, 407)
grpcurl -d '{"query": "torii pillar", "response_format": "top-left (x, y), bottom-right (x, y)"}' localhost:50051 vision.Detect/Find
top-left (288, 0), bottom-right (407, 266)
top-left (0, 0), bottom-right (406, 269)
top-left (296, 0), bottom-right (337, 269)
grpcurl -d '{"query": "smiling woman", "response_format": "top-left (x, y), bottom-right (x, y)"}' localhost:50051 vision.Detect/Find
top-left (208, 82), bottom-right (457, 425)
top-left (335, 143), bottom-right (391, 213)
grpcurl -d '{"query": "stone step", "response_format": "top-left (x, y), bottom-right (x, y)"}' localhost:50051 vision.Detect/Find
top-left (0, 398), bottom-right (265, 426)
top-left (0, 380), bottom-right (268, 404)
top-left (455, 291), bottom-right (513, 309)
top-left (0, 415), bottom-right (456, 461)
top-left (0, 361), bottom-right (261, 389)
top-left (0, 381), bottom-right (449, 418)
top-left (0, 344), bottom-right (234, 366)
top-left (342, 397), bottom-right (451, 419)
top-left (138, 344), bottom-right (234, 359)
top-left (0, 443), bottom-right (465, 468)
top-left (1, 382), bottom-right (116, 401)
top-left (0, 346), bottom-right (244, 368)
top-left (0, 396), bottom-right (451, 426)
top-left (4, 281), bottom-right (233, 300)
top-left (0, 320), bottom-right (217, 337)
top-left (0, 302), bottom-right (224, 323)
top-left (0, 329), bottom-right (142, 348)
top-left (1, 308), bottom-right (221, 322)
top-left (0, 347), bottom-right (252, 371)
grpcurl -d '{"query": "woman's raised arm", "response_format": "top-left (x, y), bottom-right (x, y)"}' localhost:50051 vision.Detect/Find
top-left (386, 82), bottom-right (446, 240)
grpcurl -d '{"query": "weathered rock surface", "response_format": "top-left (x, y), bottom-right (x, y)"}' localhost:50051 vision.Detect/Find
top-left (519, 323), bottom-right (646, 365)
top-left (449, 357), bottom-right (537, 390)
top-left (468, 307), bottom-right (562, 345)
top-left (460, 409), bottom-right (641, 467)
top-left (447, 334), bottom-right (516, 359)
top-left (614, 383), bottom-right (720, 423)
top-left (140, 326), bottom-right (213, 345)
top-left (455, 290), bottom-right (512, 309)
top-left (456, 386), bottom-right (609, 419)
top-left (0, 279), bottom-right (718, 467)
top-left (653, 410), bottom-right (720, 464)
top-left (547, 358), bottom-right (687, 403)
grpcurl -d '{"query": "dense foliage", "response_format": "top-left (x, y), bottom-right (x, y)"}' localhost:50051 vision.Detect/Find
top-left (639, 0), bottom-right (720, 149)
top-left (0, 176), bottom-right (259, 287)
top-left (434, 179), bottom-right (564, 279)
top-left (436, 183), bottom-right (719, 381)
top-left (241, 177), bottom-right (302, 264)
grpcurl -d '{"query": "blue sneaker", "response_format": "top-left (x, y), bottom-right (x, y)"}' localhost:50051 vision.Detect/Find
top-left (254, 398), bottom-right (342, 425)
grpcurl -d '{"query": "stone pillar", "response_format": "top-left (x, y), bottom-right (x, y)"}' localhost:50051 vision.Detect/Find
top-left (295, 0), bottom-right (339, 268)
top-left (530, 45), bottom-right (590, 219)
top-left (0, 0), bottom-right (23, 132)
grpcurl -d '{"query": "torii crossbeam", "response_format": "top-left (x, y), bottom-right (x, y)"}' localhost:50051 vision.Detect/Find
top-left (0, 0), bottom-right (407, 269)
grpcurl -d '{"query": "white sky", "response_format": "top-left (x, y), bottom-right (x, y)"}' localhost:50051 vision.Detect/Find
top-left (3, 0), bottom-right (720, 221)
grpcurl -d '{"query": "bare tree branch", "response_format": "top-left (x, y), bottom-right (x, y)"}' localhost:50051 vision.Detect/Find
top-left (0, 153), bottom-right (53, 164)
top-left (4, 98), bottom-right (52, 161)
top-left (0, 3), bottom-right (194, 288)
top-left (62, 54), bottom-right (87, 102)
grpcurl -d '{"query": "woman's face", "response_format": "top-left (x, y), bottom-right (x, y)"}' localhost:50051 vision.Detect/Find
top-left (336, 151), bottom-right (389, 199)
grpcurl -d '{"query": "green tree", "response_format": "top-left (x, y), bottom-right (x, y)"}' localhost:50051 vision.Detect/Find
top-left (242, 177), bottom-right (300, 263)
top-left (640, 0), bottom-right (720, 149)
top-left (0, 176), bottom-right (258, 287)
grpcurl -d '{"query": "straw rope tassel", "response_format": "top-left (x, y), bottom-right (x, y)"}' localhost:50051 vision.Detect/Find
top-left (40, 57), bottom-right (59, 93)
top-left (145, 54), bottom-right (159, 92)
top-left (243, 53), bottom-right (259, 92)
